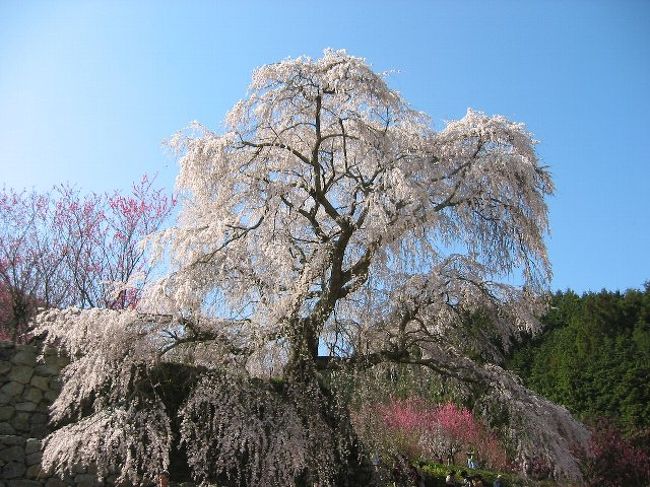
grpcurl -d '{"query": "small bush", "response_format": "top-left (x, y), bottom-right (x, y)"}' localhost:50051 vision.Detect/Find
top-left (352, 398), bottom-right (508, 469)
top-left (580, 419), bottom-right (650, 487)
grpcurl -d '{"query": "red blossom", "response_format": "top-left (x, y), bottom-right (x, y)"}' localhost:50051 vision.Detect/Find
top-left (0, 176), bottom-right (175, 340)
top-left (580, 419), bottom-right (650, 487)
top-left (356, 398), bottom-right (508, 469)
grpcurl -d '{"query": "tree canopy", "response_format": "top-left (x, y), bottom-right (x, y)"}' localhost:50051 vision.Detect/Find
top-left (34, 50), bottom-right (589, 485)
top-left (0, 177), bottom-right (173, 341)
top-left (509, 285), bottom-right (650, 431)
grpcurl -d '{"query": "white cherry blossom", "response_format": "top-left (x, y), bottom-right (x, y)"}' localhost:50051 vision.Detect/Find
top-left (35, 50), bottom-right (588, 483)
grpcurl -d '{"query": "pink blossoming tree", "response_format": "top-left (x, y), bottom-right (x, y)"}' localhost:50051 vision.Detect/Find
top-left (354, 398), bottom-right (508, 469)
top-left (0, 176), bottom-right (174, 340)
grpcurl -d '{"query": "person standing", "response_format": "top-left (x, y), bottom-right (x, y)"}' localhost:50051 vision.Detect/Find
top-left (467, 451), bottom-right (478, 469)
top-left (460, 470), bottom-right (472, 486)
top-left (446, 469), bottom-right (458, 486)
top-left (471, 475), bottom-right (486, 486)
top-left (158, 470), bottom-right (170, 487)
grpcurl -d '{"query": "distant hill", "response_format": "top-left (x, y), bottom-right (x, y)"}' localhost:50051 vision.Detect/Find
top-left (507, 284), bottom-right (650, 433)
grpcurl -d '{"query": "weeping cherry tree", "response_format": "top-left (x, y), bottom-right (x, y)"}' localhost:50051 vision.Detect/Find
top-left (35, 50), bottom-right (589, 485)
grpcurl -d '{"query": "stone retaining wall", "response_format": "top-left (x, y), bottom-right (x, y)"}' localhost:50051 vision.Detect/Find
top-left (0, 342), bottom-right (205, 487)
top-left (0, 342), bottom-right (135, 486)
top-left (0, 341), bottom-right (68, 486)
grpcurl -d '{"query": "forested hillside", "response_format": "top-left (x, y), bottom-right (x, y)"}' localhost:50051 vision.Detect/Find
top-left (508, 284), bottom-right (650, 432)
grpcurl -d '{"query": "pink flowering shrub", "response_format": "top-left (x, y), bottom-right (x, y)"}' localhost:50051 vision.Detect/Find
top-left (579, 420), bottom-right (650, 487)
top-left (0, 176), bottom-right (174, 341)
top-left (353, 398), bottom-right (508, 469)
top-left (0, 281), bottom-right (39, 342)
top-left (0, 282), bottom-right (13, 341)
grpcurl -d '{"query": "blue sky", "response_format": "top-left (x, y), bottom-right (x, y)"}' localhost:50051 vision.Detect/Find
top-left (1, 0), bottom-right (648, 293)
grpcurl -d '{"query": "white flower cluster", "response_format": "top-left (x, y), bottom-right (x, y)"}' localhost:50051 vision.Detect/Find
top-left (180, 372), bottom-right (354, 486)
top-left (33, 50), bottom-right (587, 483)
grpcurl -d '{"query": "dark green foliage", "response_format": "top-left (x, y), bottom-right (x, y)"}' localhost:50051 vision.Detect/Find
top-left (508, 284), bottom-right (650, 433)
top-left (418, 462), bottom-right (560, 486)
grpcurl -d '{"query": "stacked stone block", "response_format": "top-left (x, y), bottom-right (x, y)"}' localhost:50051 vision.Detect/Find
top-left (0, 342), bottom-right (207, 486)
top-left (0, 341), bottom-right (65, 486)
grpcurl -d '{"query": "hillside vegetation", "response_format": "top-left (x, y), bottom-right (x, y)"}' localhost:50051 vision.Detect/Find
top-left (508, 284), bottom-right (650, 433)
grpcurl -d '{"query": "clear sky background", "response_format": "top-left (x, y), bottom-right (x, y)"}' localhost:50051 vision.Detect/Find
top-left (1, 0), bottom-right (648, 294)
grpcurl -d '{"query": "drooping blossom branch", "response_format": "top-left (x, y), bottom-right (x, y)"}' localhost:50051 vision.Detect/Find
top-left (35, 50), bottom-right (588, 483)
